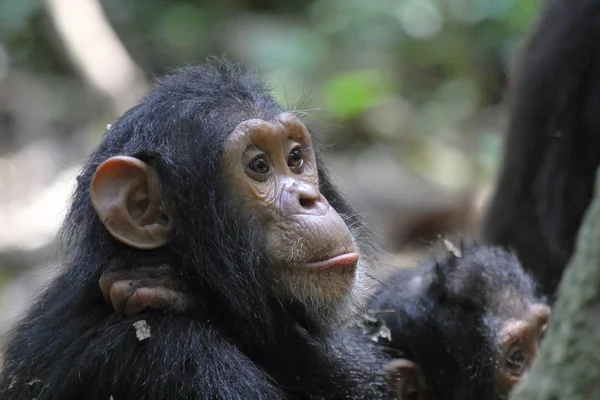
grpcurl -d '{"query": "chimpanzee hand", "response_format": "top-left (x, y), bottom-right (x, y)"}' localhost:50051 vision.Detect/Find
top-left (99, 265), bottom-right (196, 316)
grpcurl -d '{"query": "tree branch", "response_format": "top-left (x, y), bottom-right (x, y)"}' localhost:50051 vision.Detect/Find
top-left (510, 167), bottom-right (600, 399)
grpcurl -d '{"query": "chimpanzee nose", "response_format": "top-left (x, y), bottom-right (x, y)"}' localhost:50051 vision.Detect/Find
top-left (284, 181), bottom-right (327, 215)
top-left (297, 183), bottom-right (319, 208)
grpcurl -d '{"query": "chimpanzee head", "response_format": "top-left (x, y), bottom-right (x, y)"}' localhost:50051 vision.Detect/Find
top-left (374, 244), bottom-right (550, 400)
top-left (62, 58), bottom-right (375, 336)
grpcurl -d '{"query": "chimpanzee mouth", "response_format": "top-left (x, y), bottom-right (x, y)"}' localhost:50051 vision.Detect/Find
top-left (305, 252), bottom-right (360, 271)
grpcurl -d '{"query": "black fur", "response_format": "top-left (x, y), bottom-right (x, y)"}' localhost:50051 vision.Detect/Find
top-left (367, 244), bottom-right (545, 400)
top-left (0, 59), bottom-right (387, 400)
top-left (482, 0), bottom-right (600, 298)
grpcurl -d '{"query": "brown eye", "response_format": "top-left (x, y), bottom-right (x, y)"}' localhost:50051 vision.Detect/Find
top-left (288, 146), bottom-right (304, 170)
top-left (504, 346), bottom-right (527, 376)
top-left (248, 155), bottom-right (270, 175)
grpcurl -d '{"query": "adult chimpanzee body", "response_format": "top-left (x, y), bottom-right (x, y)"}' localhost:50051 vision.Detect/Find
top-left (0, 59), bottom-right (390, 399)
top-left (370, 244), bottom-right (549, 400)
top-left (482, 0), bottom-right (600, 299)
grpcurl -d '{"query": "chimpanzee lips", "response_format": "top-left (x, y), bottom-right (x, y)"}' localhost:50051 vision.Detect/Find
top-left (305, 252), bottom-right (359, 271)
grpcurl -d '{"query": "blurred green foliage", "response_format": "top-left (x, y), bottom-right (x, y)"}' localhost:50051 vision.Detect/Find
top-left (0, 268), bottom-right (8, 290)
top-left (325, 69), bottom-right (396, 120)
top-left (0, 0), bottom-right (542, 188)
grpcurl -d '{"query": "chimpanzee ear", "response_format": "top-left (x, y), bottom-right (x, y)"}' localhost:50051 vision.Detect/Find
top-left (90, 156), bottom-right (172, 249)
top-left (384, 358), bottom-right (425, 400)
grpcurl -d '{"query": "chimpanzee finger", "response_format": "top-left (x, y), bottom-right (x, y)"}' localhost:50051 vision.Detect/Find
top-left (123, 287), bottom-right (156, 316)
top-left (99, 275), bottom-right (116, 303)
top-left (123, 287), bottom-right (192, 316)
top-left (110, 280), bottom-right (136, 314)
top-left (101, 267), bottom-right (182, 290)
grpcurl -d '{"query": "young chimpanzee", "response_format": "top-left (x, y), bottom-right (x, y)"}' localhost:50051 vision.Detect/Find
top-left (482, 0), bottom-right (600, 299)
top-left (101, 243), bottom-right (550, 400)
top-left (0, 59), bottom-right (390, 399)
top-left (371, 244), bottom-right (550, 400)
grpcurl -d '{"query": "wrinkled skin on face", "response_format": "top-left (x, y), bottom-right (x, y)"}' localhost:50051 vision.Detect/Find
top-left (223, 113), bottom-right (358, 271)
top-left (221, 113), bottom-right (361, 304)
top-left (97, 113), bottom-right (361, 315)
top-left (493, 303), bottom-right (550, 391)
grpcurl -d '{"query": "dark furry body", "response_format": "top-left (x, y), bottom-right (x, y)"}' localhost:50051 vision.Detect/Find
top-left (366, 244), bottom-right (545, 400)
top-left (0, 60), bottom-right (388, 400)
top-left (482, 0), bottom-right (600, 298)
top-left (1, 307), bottom-right (387, 399)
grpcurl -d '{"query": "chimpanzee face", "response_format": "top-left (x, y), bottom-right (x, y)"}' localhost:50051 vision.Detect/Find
top-left (223, 112), bottom-right (360, 301)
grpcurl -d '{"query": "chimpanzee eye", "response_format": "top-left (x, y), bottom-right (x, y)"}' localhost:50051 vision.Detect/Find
top-left (288, 146), bottom-right (304, 170)
top-left (504, 346), bottom-right (526, 376)
top-left (248, 155), bottom-right (270, 175)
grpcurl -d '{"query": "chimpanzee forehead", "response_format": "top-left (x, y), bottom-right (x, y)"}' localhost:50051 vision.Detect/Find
top-left (226, 112), bottom-right (312, 149)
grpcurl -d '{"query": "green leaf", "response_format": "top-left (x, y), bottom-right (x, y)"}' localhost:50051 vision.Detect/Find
top-left (324, 69), bottom-right (394, 120)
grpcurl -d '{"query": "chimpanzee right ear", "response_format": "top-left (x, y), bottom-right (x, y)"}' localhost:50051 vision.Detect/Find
top-left (384, 358), bottom-right (425, 400)
top-left (90, 156), bottom-right (172, 249)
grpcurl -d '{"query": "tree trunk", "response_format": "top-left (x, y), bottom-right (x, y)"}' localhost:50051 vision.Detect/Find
top-left (510, 168), bottom-right (600, 399)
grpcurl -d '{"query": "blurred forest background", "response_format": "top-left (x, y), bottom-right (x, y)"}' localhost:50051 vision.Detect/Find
top-left (0, 0), bottom-right (542, 346)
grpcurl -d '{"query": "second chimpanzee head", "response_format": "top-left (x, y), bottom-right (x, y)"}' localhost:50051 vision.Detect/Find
top-left (72, 58), bottom-right (374, 337)
top-left (370, 244), bottom-right (550, 400)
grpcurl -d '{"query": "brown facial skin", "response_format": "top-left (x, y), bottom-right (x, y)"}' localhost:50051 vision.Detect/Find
top-left (93, 113), bottom-right (360, 315)
top-left (223, 113), bottom-right (358, 272)
top-left (493, 303), bottom-right (551, 391)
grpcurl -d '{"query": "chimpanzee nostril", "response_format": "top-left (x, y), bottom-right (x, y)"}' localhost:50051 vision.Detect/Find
top-left (299, 197), bottom-right (317, 209)
top-left (287, 181), bottom-right (326, 214)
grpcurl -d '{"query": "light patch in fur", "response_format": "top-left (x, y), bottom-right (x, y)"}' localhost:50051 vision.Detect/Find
top-left (133, 320), bottom-right (152, 341)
